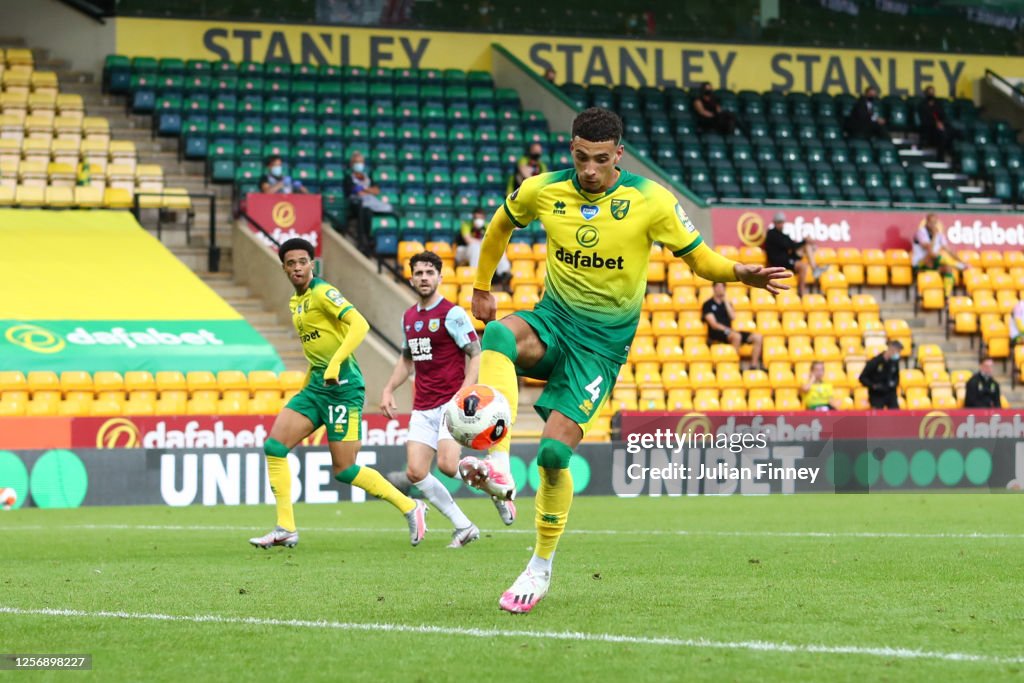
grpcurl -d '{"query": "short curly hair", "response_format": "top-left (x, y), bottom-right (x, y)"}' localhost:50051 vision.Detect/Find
top-left (571, 107), bottom-right (623, 144)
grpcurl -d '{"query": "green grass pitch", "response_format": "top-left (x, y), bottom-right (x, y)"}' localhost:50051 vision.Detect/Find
top-left (1, 495), bottom-right (1022, 681)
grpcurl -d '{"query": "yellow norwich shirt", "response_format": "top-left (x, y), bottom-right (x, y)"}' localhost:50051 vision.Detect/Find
top-left (289, 277), bottom-right (364, 387)
top-left (803, 382), bottom-right (834, 409)
top-left (503, 167), bottom-right (703, 363)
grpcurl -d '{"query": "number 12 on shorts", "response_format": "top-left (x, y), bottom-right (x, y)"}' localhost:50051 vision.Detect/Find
top-left (328, 404), bottom-right (348, 425)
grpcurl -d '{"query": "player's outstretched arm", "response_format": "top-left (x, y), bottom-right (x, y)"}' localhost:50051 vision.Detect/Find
top-left (683, 242), bottom-right (790, 295)
top-left (324, 308), bottom-right (370, 384)
top-left (471, 209), bottom-right (516, 323)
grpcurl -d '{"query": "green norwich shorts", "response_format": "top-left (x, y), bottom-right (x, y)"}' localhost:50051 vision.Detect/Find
top-left (511, 308), bottom-right (621, 428)
top-left (285, 369), bottom-right (364, 442)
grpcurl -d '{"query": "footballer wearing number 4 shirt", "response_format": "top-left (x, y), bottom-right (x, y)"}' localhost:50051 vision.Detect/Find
top-left (466, 107), bottom-right (791, 613)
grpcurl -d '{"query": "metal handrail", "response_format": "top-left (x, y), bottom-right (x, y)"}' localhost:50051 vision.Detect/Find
top-left (131, 190), bottom-right (219, 271)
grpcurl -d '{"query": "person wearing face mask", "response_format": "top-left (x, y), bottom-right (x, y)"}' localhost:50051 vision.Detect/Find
top-left (343, 151), bottom-right (391, 246)
top-left (917, 86), bottom-right (958, 160)
top-left (859, 339), bottom-right (903, 409)
top-left (845, 86), bottom-right (888, 139)
top-left (508, 143), bottom-right (548, 194)
top-left (692, 82), bottom-right (736, 135)
top-left (456, 207), bottom-right (511, 284)
top-left (260, 155), bottom-right (309, 195)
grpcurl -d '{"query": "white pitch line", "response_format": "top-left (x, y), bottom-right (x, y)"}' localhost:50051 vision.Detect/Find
top-left (0, 523), bottom-right (1022, 540)
top-left (0, 606), bottom-right (1020, 666)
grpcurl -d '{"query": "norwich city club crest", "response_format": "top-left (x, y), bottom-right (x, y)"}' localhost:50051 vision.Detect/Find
top-left (611, 199), bottom-right (630, 220)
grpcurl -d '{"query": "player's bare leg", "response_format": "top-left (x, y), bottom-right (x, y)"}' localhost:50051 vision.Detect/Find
top-left (250, 407), bottom-right (312, 548)
top-left (331, 439), bottom-right (428, 546)
top-left (500, 411), bottom-right (582, 614)
top-left (408, 439), bottom-right (477, 547)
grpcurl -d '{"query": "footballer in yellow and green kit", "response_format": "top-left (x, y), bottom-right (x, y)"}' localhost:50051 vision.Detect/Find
top-left (501, 167), bottom-right (705, 426)
top-left (285, 277), bottom-right (366, 442)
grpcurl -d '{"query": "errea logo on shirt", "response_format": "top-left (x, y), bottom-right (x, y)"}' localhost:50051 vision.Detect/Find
top-left (552, 200), bottom-right (566, 215)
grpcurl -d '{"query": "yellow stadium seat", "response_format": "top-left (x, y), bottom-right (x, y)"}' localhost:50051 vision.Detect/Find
top-left (710, 343), bottom-right (739, 365)
top-left (218, 396), bottom-right (250, 415)
top-left (121, 371), bottom-right (154, 393)
top-left (102, 187), bottom-right (133, 208)
top-left (0, 398), bottom-right (26, 416)
top-left (0, 185), bottom-right (14, 207)
top-left (14, 184), bottom-right (45, 207)
top-left (57, 398), bottom-right (89, 416)
top-left (187, 395), bottom-right (218, 415)
top-left (246, 370), bottom-right (278, 392)
top-left (155, 370), bottom-right (186, 393)
top-left (155, 393), bottom-right (188, 415)
top-left (250, 393), bottom-right (283, 415)
top-left (44, 185), bottom-right (74, 207)
top-left (216, 370), bottom-right (249, 393)
top-left (397, 241), bottom-right (424, 265)
top-left (661, 362), bottom-right (689, 389)
top-left (73, 185), bottom-right (103, 208)
top-left (667, 262), bottom-right (693, 289)
top-left (160, 187), bottom-right (192, 210)
top-left (186, 371), bottom-right (217, 394)
top-left (58, 370), bottom-right (93, 394)
top-left (663, 388), bottom-right (691, 411)
top-left (739, 246), bottom-right (765, 265)
top-left (26, 397), bottom-right (60, 416)
top-left (27, 370), bottom-right (59, 394)
top-left (122, 397), bottom-right (156, 415)
top-left (90, 371), bottom-right (123, 393)
top-left (279, 370), bottom-right (306, 392)
top-left (638, 388), bottom-right (666, 411)
top-left (885, 249), bottom-right (912, 287)
top-left (0, 370), bottom-right (27, 393)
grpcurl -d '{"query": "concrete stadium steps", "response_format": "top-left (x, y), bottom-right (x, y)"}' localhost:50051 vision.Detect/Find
top-left (872, 286), bottom-right (1024, 405)
top-left (47, 56), bottom-right (305, 376)
top-left (199, 272), bottom-right (307, 371)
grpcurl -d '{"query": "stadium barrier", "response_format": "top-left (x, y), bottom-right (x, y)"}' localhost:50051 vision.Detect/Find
top-left (715, 207), bottom-right (1024, 252)
top-left (4, 409), bottom-right (1023, 508)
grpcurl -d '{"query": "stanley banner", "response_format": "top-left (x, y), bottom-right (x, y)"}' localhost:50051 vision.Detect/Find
top-left (0, 210), bottom-right (283, 373)
top-left (114, 17), bottom-right (1024, 97)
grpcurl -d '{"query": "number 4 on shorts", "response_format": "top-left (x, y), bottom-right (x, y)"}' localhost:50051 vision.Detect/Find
top-left (585, 376), bottom-right (603, 403)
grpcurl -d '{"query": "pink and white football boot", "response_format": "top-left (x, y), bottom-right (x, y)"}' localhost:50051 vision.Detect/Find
top-left (499, 567), bottom-right (551, 614)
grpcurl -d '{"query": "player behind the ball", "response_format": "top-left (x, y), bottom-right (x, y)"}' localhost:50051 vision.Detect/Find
top-left (380, 251), bottom-right (515, 547)
top-left (250, 238), bottom-right (427, 549)
top-left (467, 107), bottom-right (791, 613)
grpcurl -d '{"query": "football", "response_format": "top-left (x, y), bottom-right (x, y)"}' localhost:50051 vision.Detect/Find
top-left (0, 487), bottom-right (17, 511)
top-left (444, 384), bottom-right (511, 450)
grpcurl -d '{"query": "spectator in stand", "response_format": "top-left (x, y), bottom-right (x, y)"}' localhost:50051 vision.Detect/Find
top-left (1010, 299), bottom-right (1024, 346)
top-left (917, 86), bottom-right (958, 160)
top-left (964, 357), bottom-right (1002, 408)
top-left (845, 86), bottom-right (888, 139)
top-left (693, 82), bottom-right (736, 135)
top-left (801, 360), bottom-right (839, 411)
top-left (260, 155), bottom-right (309, 195)
top-left (763, 212), bottom-right (823, 296)
top-left (911, 213), bottom-right (967, 296)
top-left (508, 142), bottom-right (548, 194)
top-left (456, 207), bottom-right (512, 288)
top-left (343, 151), bottom-right (392, 246)
top-left (859, 340), bottom-right (902, 409)
top-left (702, 282), bottom-right (763, 369)
top-left (543, 68), bottom-right (557, 85)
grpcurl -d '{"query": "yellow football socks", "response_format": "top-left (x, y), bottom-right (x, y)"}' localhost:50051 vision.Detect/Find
top-left (534, 438), bottom-right (575, 560)
top-left (342, 465), bottom-right (416, 514)
top-left (265, 450), bottom-right (295, 532)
